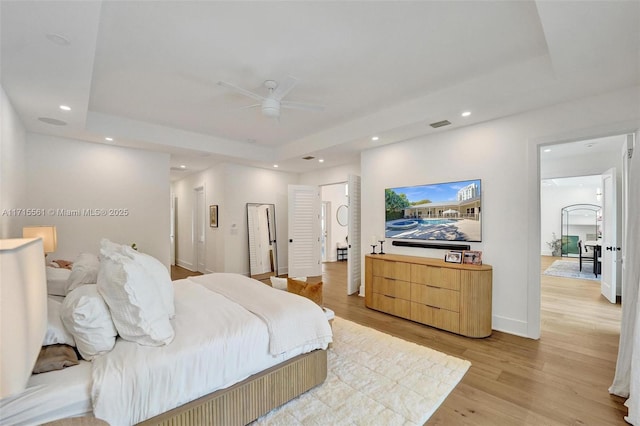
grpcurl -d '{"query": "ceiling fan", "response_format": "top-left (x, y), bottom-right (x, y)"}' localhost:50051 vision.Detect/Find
top-left (217, 76), bottom-right (324, 119)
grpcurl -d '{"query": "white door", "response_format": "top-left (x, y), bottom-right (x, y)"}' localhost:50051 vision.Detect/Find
top-left (288, 185), bottom-right (322, 277)
top-left (347, 175), bottom-right (361, 295)
top-left (170, 195), bottom-right (176, 265)
top-left (600, 168), bottom-right (617, 303)
top-left (194, 186), bottom-right (206, 273)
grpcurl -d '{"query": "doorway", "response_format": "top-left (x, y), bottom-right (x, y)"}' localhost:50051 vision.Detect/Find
top-left (538, 134), bottom-right (626, 334)
top-left (194, 186), bottom-right (206, 273)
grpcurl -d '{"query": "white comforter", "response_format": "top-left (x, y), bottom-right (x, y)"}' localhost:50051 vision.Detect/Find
top-left (92, 275), bottom-right (332, 425)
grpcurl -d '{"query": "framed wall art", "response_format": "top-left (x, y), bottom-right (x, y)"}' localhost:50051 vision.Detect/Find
top-left (210, 205), bottom-right (218, 228)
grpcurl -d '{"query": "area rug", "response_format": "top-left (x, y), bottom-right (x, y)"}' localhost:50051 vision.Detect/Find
top-left (254, 317), bottom-right (471, 425)
top-left (543, 259), bottom-right (600, 281)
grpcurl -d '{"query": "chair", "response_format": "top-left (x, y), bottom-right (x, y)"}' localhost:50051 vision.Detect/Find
top-left (578, 240), bottom-right (595, 272)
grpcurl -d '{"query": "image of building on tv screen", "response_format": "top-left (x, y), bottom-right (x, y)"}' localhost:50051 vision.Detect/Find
top-left (385, 179), bottom-right (481, 242)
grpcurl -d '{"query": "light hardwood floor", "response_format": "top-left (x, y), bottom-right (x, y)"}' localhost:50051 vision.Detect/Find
top-left (172, 256), bottom-right (626, 425)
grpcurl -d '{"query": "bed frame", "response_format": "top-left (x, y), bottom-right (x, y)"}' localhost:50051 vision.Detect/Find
top-left (137, 349), bottom-right (327, 425)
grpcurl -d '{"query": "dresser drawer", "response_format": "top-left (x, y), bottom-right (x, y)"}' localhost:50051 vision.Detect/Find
top-left (372, 276), bottom-right (411, 300)
top-left (410, 283), bottom-right (460, 312)
top-left (371, 294), bottom-right (411, 319)
top-left (372, 259), bottom-right (411, 281)
top-left (410, 302), bottom-right (460, 334)
top-left (411, 264), bottom-right (460, 290)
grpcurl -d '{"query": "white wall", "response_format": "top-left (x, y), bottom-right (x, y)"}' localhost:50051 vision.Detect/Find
top-left (361, 85), bottom-right (640, 339)
top-left (25, 134), bottom-right (171, 266)
top-left (299, 162), bottom-right (360, 186)
top-left (0, 87), bottom-right (28, 238)
top-left (172, 163), bottom-right (298, 275)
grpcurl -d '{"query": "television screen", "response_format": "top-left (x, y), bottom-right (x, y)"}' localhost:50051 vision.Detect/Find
top-left (385, 179), bottom-right (482, 242)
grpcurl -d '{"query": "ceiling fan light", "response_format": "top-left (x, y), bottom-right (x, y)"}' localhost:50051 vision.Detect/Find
top-left (262, 98), bottom-right (280, 117)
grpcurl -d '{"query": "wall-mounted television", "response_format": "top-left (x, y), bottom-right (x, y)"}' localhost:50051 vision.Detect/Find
top-left (385, 179), bottom-right (482, 242)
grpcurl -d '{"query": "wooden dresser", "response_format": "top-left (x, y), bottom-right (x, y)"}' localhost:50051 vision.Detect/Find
top-left (364, 254), bottom-right (492, 338)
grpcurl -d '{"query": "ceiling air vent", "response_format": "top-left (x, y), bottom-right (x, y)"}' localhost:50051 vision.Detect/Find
top-left (302, 156), bottom-right (315, 160)
top-left (429, 120), bottom-right (451, 128)
top-left (170, 167), bottom-right (186, 171)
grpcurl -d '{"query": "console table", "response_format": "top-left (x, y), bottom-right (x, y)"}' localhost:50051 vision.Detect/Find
top-left (364, 254), bottom-right (492, 338)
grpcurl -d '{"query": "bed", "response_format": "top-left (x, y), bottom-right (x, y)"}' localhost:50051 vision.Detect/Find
top-left (0, 240), bottom-right (332, 426)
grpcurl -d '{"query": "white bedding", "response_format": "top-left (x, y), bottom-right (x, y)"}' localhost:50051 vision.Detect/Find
top-left (0, 361), bottom-right (92, 426)
top-left (92, 275), bottom-right (332, 425)
top-left (188, 273), bottom-right (332, 355)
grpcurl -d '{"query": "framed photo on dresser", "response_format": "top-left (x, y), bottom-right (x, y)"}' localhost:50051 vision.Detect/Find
top-left (463, 250), bottom-right (482, 265)
top-left (444, 251), bottom-right (463, 263)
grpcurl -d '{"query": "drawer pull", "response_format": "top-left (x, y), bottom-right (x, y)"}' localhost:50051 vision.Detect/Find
top-left (425, 304), bottom-right (440, 310)
top-left (384, 295), bottom-right (396, 299)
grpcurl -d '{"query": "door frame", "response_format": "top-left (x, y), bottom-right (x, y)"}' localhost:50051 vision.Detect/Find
top-left (193, 185), bottom-right (206, 273)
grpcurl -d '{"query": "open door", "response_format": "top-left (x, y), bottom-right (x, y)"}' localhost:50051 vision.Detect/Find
top-left (600, 168), bottom-right (618, 303)
top-left (288, 185), bottom-right (322, 277)
top-left (194, 186), bottom-right (206, 273)
top-left (347, 175), bottom-right (361, 295)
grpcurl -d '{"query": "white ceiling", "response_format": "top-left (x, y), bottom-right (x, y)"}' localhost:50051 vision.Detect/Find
top-left (2, 1), bottom-right (638, 180)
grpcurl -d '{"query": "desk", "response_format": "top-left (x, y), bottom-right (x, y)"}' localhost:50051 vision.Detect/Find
top-left (584, 240), bottom-right (602, 277)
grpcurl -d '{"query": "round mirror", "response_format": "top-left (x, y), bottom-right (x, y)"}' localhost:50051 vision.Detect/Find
top-left (336, 204), bottom-right (348, 226)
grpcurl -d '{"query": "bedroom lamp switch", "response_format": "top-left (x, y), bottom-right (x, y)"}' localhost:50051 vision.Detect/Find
top-left (231, 223), bottom-right (238, 235)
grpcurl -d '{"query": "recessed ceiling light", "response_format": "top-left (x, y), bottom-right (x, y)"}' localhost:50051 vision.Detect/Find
top-left (461, 111), bottom-right (471, 117)
top-left (273, 164), bottom-right (279, 168)
top-left (179, 165), bottom-right (186, 169)
top-left (543, 148), bottom-right (552, 152)
top-left (59, 105), bottom-right (71, 111)
top-left (318, 158), bottom-right (324, 163)
top-left (45, 33), bottom-right (70, 46)
top-left (105, 137), bottom-right (113, 142)
top-left (38, 117), bottom-right (66, 126)
top-left (371, 136), bottom-right (379, 141)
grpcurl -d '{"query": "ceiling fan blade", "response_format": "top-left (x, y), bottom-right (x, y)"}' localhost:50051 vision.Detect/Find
top-left (238, 103), bottom-right (261, 110)
top-left (271, 75), bottom-right (298, 101)
top-left (281, 100), bottom-right (325, 112)
top-left (217, 81), bottom-right (265, 102)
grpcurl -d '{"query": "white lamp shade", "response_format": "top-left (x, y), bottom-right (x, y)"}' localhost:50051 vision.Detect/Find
top-left (22, 226), bottom-right (57, 253)
top-left (0, 238), bottom-right (48, 398)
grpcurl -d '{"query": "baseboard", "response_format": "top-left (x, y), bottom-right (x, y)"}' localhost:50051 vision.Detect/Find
top-left (492, 315), bottom-right (532, 339)
top-left (176, 259), bottom-right (194, 271)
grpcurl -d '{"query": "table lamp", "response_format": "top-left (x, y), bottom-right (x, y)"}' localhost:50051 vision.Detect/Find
top-left (22, 226), bottom-right (57, 255)
top-left (0, 238), bottom-right (48, 398)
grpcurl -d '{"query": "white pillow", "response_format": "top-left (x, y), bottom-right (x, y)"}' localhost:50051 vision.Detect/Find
top-left (43, 298), bottom-right (76, 347)
top-left (121, 245), bottom-right (175, 318)
top-left (66, 253), bottom-right (100, 294)
top-left (46, 266), bottom-right (71, 296)
top-left (61, 285), bottom-right (117, 360)
top-left (269, 276), bottom-right (306, 291)
top-left (98, 239), bottom-right (174, 346)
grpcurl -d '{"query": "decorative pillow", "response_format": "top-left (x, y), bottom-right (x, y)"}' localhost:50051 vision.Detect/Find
top-left (43, 297), bottom-right (75, 347)
top-left (121, 245), bottom-right (175, 318)
top-left (287, 278), bottom-right (323, 306)
top-left (97, 239), bottom-right (174, 346)
top-left (66, 253), bottom-right (100, 294)
top-left (32, 344), bottom-right (79, 374)
top-left (46, 266), bottom-right (72, 296)
top-left (51, 259), bottom-right (73, 270)
top-left (270, 276), bottom-right (306, 291)
top-left (61, 284), bottom-right (118, 360)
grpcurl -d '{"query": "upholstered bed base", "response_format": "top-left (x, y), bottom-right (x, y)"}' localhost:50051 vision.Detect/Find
top-left (137, 349), bottom-right (327, 426)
